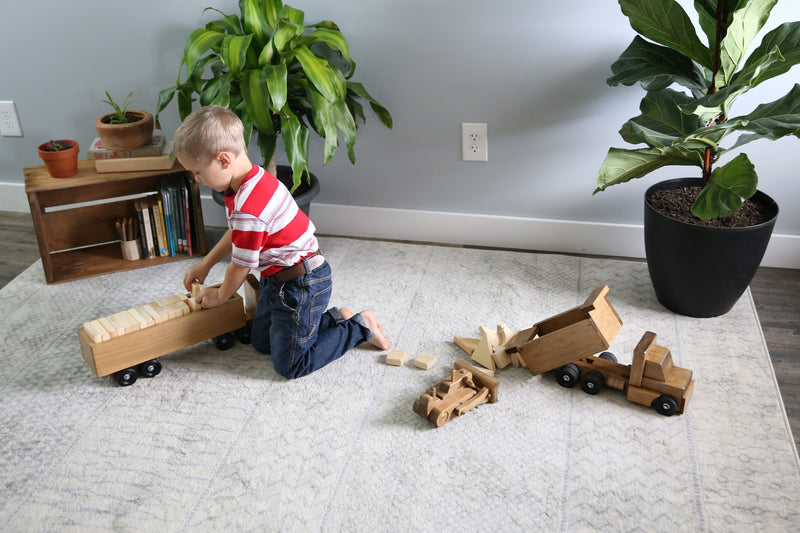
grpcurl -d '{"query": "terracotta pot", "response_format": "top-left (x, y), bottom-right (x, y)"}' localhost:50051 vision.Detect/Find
top-left (37, 140), bottom-right (80, 178)
top-left (94, 110), bottom-right (154, 150)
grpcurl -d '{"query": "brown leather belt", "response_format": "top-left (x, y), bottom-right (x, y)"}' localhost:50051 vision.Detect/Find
top-left (267, 251), bottom-right (321, 284)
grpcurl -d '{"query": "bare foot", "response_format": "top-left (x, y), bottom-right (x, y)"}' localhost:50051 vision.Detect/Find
top-left (359, 309), bottom-right (391, 350)
top-left (340, 308), bottom-right (354, 320)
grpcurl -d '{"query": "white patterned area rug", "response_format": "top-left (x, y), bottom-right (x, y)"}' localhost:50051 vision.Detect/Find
top-left (1, 237), bottom-right (798, 532)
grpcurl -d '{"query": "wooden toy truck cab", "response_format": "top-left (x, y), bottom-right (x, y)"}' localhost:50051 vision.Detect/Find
top-left (78, 276), bottom-right (260, 386)
top-left (505, 285), bottom-right (623, 376)
top-left (413, 360), bottom-right (499, 427)
top-left (556, 331), bottom-right (695, 416)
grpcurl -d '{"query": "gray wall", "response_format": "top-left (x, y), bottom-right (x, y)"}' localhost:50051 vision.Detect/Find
top-left (2, 0), bottom-right (798, 234)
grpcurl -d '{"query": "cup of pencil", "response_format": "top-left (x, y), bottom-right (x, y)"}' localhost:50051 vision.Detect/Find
top-left (116, 217), bottom-right (141, 260)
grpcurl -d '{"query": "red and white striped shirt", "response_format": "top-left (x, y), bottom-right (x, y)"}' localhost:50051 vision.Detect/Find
top-left (224, 164), bottom-right (318, 277)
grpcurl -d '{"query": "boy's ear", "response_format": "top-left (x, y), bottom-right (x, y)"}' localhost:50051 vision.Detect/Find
top-left (216, 151), bottom-right (233, 168)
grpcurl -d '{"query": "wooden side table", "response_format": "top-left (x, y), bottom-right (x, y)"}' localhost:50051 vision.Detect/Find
top-left (24, 159), bottom-right (206, 284)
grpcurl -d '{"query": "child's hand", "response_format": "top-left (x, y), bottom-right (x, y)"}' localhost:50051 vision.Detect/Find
top-left (184, 264), bottom-right (210, 291)
top-left (196, 287), bottom-right (224, 309)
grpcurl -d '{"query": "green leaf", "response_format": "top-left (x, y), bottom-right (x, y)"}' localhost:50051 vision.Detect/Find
top-left (595, 145), bottom-right (703, 192)
top-left (607, 36), bottom-right (707, 94)
top-left (221, 34), bottom-right (253, 77)
top-left (255, 131), bottom-right (277, 172)
top-left (731, 83), bottom-right (800, 139)
top-left (280, 108), bottom-right (310, 192)
top-left (694, 0), bottom-right (749, 49)
top-left (273, 20), bottom-right (302, 53)
top-left (691, 153), bottom-right (757, 218)
top-left (346, 82), bottom-right (393, 128)
top-left (240, 69), bottom-right (275, 135)
top-left (239, 0), bottom-right (272, 47)
top-left (718, 0), bottom-right (777, 85)
top-left (154, 86), bottom-right (177, 125)
top-left (263, 64), bottom-right (288, 110)
top-left (298, 28), bottom-right (354, 67)
top-left (620, 88), bottom-right (704, 147)
top-left (734, 22), bottom-right (800, 87)
top-left (183, 29), bottom-right (225, 76)
top-left (205, 11), bottom-right (243, 35)
top-left (308, 88), bottom-right (340, 164)
top-left (292, 45), bottom-right (346, 102)
top-left (619, 0), bottom-right (712, 68)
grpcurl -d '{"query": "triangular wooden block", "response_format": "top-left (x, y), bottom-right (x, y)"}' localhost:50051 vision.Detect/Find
top-left (471, 331), bottom-right (496, 371)
top-left (454, 336), bottom-right (479, 355)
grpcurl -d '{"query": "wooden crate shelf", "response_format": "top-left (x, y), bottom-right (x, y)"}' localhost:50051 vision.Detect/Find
top-left (25, 159), bottom-right (206, 284)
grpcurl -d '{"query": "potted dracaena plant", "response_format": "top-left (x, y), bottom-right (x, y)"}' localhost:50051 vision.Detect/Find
top-left (94, 91), bottom-right (155, 150)
top-left (154, 0), bottom-right (392, 212)
top-left (594, 0), bottom-right (800, 317)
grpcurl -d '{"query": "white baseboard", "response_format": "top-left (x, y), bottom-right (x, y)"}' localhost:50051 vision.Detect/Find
top-left (3, 182), bottom-right (797, 269)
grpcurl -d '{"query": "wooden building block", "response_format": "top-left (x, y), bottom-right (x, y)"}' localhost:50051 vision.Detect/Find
top-left (386, 350), bottom-right (407, 366)
top-left (137, 304), bottom-right (161, 325)
top-left (98, 317), bottom-right (119, 339)
top-left (187, 297), bottom-right (202, 312)
top-left (454, 336), bottom-right (479, 355)
top-left (147, 301), bottom-right (171, 322)
top-left (413, 353), bottom-right (437, 370)
top-left (83, 320), bottom-right (110, 343)
top-left (471, 331), bottom-right (496, 371)
top-left (191, 282), bottom-right (206, 299)
top-left (127, 308), bottom-right (151, 329)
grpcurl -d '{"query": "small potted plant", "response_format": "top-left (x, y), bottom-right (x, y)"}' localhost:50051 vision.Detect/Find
top-left (37, 139), bottom-right (80, 178)
top-left (154, 0), bottom-right (392, 210)
top-left (94, 91), bottom-right (154, 150)
top-left (594, 0), bottom-right (800, 317)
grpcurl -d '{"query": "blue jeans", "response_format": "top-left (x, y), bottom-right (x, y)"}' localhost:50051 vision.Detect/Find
top-left (250, 258), bottom-right (372, 379)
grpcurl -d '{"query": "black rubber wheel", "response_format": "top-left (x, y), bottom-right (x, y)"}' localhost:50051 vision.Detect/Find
top-left (580, 370), bottom-right (604, 395)
top-left (235, 325), bottom-right (252, 344)
top-left (114, 368), bottom-right (138, 387)
top-left (654, 395), bottom-right (678, 416)
top-left (138, 359), bottom-right (162, 378)
top-left (557, 364), bottom-right (580, 388)
top-left (599, 351), bottom-right (617, 363)
top-left (214, 332), bottom-right (235, 351)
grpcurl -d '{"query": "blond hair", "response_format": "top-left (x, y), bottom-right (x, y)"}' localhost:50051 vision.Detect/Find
top-left (173, 106), bottom-right (246, 163)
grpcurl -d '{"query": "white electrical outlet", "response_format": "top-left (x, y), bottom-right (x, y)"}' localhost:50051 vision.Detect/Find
top-left (0, 101), bottom-right (23, 137)
top-left (462, 123), bottom-right (487, 161)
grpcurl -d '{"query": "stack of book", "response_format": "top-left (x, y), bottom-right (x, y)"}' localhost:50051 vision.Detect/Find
top-left (130, 174), bottom-right (202, 258)
top-left (88, 130), bottom-right (177, 173)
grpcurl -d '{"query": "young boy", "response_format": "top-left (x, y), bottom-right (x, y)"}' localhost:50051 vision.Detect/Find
top-left (174, 106), bottom-right (390, 379)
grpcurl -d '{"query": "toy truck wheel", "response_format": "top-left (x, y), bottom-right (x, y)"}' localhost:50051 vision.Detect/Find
top-left (557, 364), bottom-right (580, 388)
top-left (114, 368), bottom-right (138, 387)
top-left (653, 395), bottom-right (678, 416)
top-left (599, 351), bottom-right (618, 363)
top-left (213, 333), bottom-right (235, 351)
top-left (235, 326), bottom-right (252, 344)
top-left (138, 359), bottom-right (162, 378)
top-left (580, 370), bottom-right (604, 395)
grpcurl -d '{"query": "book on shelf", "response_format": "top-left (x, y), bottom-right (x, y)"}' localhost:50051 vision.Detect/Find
top-left (94, 141), bottom-right (176, 173)
top-left (128, 174), bottom-right (200, 259)
top-left (87, 131), bottom-right (165, 159)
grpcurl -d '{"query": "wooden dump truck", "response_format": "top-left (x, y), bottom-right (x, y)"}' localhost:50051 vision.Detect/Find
top-left (413, 360), bottom-right (499, 427)
top-left (502, 285), bottom-right (693, 416)
top-left (504, 285), bottom-right (623, 375)
top-left (555, 331), bottom-right (695, 416)
top-left (78, 276), bottom-right (259, 386)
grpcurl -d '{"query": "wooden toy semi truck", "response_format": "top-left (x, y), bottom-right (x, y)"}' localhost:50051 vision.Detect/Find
top-left (78, 276), bottom-right (259, 386)
top-left (503, 286), bottom-right (693, 415)
top-left (554, 331), bottom-right (695, 416)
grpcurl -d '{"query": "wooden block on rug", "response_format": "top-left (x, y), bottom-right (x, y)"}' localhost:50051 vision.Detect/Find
top-left (413, 353), bottom-right (437, 370)
top-left (386, 350), bottom-right (407, 366)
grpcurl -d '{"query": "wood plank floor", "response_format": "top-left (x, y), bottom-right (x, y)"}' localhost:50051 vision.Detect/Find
top-left (1, 210), bottom-right (797, 449)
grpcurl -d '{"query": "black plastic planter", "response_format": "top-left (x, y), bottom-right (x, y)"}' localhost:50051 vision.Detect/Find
top-left (644, 178), bottom-right (778, 318)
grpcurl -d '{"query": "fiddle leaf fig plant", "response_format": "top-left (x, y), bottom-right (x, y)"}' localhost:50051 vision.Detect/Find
top-left (155, 0), bottom-right (392, 192)
top-left (595, 0), bottom-right (800, 219)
